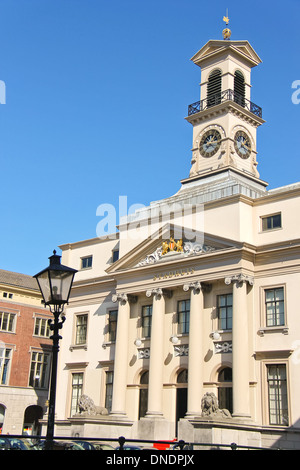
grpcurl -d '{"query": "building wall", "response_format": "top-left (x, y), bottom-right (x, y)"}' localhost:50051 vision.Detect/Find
top-left (0, 279), bottom-right (52, 434)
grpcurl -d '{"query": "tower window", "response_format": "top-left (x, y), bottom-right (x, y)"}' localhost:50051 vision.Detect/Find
top-left (81, 256), bottom-right (92, 270)
top-left (234, 70), bottom-right (245, 107)
top-left (207, 69), bottom-right (222, 108)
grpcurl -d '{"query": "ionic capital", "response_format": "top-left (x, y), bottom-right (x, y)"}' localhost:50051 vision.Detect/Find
top-left (112, 293), bottom-right (137, 304)
top-left (146, 288), bottom-right (172, 299)
top-left (225, 274), bottom-right (254, 286)
top-left (183, 281), bottom-right (202, 293)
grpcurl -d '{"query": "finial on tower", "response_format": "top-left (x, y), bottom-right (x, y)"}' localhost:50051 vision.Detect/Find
top-left (222, 9), bottom-right (231, 40)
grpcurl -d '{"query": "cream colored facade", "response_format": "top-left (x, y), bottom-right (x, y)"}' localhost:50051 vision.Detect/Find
top-left (52, 37), bottom-right (300, 449)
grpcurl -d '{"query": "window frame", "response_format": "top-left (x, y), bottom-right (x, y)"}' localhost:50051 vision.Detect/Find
top-left (261, 212), bottom-right (282, 232)
top-left (141, 305), bottom-right (152, 339)
top-left (33, 316), bottom-right (51, 338)
top-left (266, 363), bottom-right (289, 426)
top-left (0, 311), bottom-right (17, 333)
top-left (80, 255), bottom-right (93, 270)
top-left (74, 313), bottom-right (88, 346)
top-left (258, 284), bottom-right (287, 335)
top-left (177, 299), bottom-right (190, 335)
top-left (104, 370), bottom-right (114, 413)
top-left (0, 347), bottom-right (12, 385)
top-left (28, 350), bottom-right (51, 389)
top-left (70, 371), bottom-right (84, 417)
top-left (265, 286), bottom-right (285, 327)
top-left (217, 293), bottom-right (233, 331)
top-left (107, 309), bottom-right (118, 343)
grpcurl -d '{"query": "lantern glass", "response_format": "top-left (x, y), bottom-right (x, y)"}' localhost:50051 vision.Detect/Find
top-left (34, 251), bottom-right (77, 308)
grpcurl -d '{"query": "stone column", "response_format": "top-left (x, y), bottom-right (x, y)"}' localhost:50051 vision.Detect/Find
top-left (183, 281), bottom-right (204, 416)
top-left (145, 288), bottom-right (168, 417)
top-left (225, 274), bottom-right (253, 419)
top-left (110, 293), bottom-right (130, 416)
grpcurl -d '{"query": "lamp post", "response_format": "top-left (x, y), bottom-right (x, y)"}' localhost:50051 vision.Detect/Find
top-left (34, 250), bottom-right (77, 450)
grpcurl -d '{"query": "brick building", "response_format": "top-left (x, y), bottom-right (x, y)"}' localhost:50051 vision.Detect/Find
top-left (0, 270), bottom-right (52, 435)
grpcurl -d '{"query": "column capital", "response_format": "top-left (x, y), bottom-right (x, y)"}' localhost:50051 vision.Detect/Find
top-left (183, 281), bottom-right (211, 293)
top-left (225, 273), bottom-right (254, 286)
top-left (112, 292), bottom-right (137, 303)
top-left (146, 288), bottom-right (172, 299)
top-left (183, 281), bottom-right (202, 293)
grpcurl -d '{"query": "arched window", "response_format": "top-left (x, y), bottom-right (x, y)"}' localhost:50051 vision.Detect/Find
top-left (234, 70), bottom-right (245, 107)
top-left (207, 69), bottom-right (222, 108)
top-left (138, 370), bottom-right (149, 419)
top-left (177, 369), bottom-right (188, 384)
top-left (217, 367), bottom-right (233, 413)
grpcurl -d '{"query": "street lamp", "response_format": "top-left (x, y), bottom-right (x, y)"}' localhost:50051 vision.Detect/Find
top-left (34, 250), bottom-right (77, 450)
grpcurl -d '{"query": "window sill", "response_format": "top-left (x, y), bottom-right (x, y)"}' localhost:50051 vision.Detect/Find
top-left (257, 326), bottom-right (289, 337)
top-left (102, 341), bottom-right (116, 349)
top-left (69, 343), bottom-right (87, 351)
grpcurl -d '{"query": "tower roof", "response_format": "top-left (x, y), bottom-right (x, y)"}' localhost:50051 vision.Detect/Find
top-left (191, 40), bottom-right (262, 68)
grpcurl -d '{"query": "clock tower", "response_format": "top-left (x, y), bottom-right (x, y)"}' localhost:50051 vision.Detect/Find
top-left (183, 27), bottom-right (267, 194)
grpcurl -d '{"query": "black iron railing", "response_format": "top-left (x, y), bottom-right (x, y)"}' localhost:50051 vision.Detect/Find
top-left (188, 89), bottom-right (262, 118)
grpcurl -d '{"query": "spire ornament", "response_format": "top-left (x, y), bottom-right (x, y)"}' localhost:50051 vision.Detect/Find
top-left (222, 10), bottom-right (231, 40)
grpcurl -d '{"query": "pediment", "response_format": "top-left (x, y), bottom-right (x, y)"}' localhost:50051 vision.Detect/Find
top-left (106, 224), bottom-right (242, 274)
top-left (191, 40), bottom-right (262, 68)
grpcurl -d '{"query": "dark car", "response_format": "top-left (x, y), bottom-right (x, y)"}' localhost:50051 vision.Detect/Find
top-left (0, 437), bottom-right (33, 450)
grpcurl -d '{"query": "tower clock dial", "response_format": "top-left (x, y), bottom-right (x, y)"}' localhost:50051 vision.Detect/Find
top-left (234, 130), bottom-right (252, 159)
top-left (199, 129), bottom-right (222, 157)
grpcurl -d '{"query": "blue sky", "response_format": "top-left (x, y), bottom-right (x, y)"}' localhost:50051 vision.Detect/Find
top-left (0, 0), bottom-right (300, 275)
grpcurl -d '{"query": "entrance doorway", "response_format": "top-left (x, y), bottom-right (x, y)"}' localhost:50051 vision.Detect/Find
top-left (175, 369), bottom-right (188, 436)
top-left (138, 370), bottom-right (149, 419)
top-left (23, 405), bottom-right (43, 435)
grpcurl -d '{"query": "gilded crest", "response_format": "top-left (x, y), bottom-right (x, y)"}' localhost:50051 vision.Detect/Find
top-left (162, 238), bottom-right (183, 255)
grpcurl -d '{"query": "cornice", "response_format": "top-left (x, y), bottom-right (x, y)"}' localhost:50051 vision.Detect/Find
top-left (185, 100), bottom-right (265, 127)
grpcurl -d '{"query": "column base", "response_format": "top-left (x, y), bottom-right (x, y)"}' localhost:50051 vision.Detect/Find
top-left (231, 413), bottom-right (252, 422)
top-left (185, 412), bottom-right (202, 419)
top-left (138, 415), bottom-right (171, 441)
top-left (145, 411), bottom-right (164, 419)
top-left (109, 411), bottom-right (128, 419)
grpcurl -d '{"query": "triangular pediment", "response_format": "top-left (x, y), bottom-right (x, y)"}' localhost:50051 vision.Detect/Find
top-left (106, 224), bottom-right (242, 274)
top-left (191, 40), bottom-right (262, 68)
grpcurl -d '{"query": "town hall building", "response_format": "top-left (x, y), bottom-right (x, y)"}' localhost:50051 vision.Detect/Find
top-left (47, 28), bottom-right (300, 449)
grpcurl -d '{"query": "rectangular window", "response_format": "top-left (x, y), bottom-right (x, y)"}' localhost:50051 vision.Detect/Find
top-left (34, 317), bottom-right (51, 338)
top-left (112, 250), bottom-right (119, 263)
top-left (177, 300), bottom-right (190, 334)
top-left (108, 310), bottom-right (118, 342)
top-left (217, 294), bottom-right (232, 330)
top-left (70, 373), bottom-right (83, 416)
top-left (105, 371), bottom-right (114, 413)
top-left (142, 305), bottom-right (152, 338)
top-left (0, 312), bottom-right (16, 333)
top-left (75, 314), bottom-right (88, 345)
top-left (267, 364), bottom-right (288, 426)
top-left (2, 292), bottom-right (13, 299)
top-left (29, 352), bottom-right (50, 389)
top-left (0, 348), bottom-right (11, 385)
top-left (265, 287), bottom-right (285, 327)
top-left (81, 256), bottom-right (92, 270)
top-left (262, 213), bottom-right (282, 231)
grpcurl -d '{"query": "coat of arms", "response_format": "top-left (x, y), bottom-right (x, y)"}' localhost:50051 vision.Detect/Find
top-left (162, 238), bottom-right (183, 255)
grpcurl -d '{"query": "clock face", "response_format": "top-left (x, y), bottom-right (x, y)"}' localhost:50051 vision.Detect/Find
top-left (234, 131), bottom-right (251, 159)
top-left (199, 129), bottom-right (222, 157)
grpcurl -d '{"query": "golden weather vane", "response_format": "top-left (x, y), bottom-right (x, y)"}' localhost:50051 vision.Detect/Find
top-left (222, 9), bottom-right (231, 40)
top-left (223, 8), bottom-right (229, 25)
